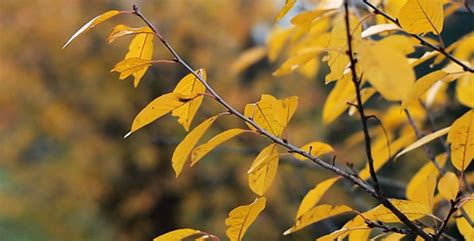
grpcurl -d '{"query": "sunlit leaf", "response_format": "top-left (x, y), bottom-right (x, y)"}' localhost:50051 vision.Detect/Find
top-left (398, 0), bottom-right (444, 35)
top-left (295, 177), bottom-right (340, 219)
top-left (357, 40), bottom-right (415, 101)
top-left (275, 0), bottom-right (296, 22)
top-left (111, 58), bottom-right (154, 81)
top-left (123, 30), bottom-right (154, 87)
top-left (316, 227), bottom-right (370, 241)
top-left (248, 144), bottom-right (279, 196)
top-left (437, 172), bottom-right (459, 201)
top-left (267, 27), bottom-right (292, 62)
top-left (225, 197), bottom-right (266, 241)
top-left (153, 228), bottom-right (205, 241)
top-left (323, 73), bottom-right (355, 124)
top-left (293, 142), bottom-right (333, 160)
top-left (125, 93), bottom-right (196, 137)
top-left (283, 205), bottom-right (352, 234)
top-left (447, 110), bottom-right (474, 171)
top-left (457, 74), bottom-right (474, 108)
top-left (172, 116), bottom-right (217, 177)
top-left (107, 24), bottom-right (154, 43)
top-left (402, 70), bottom-right (448, 109)
top-left (273, 49), bottom-right (322, 76)
top-left (395, 126), bottom-right (450, 159)
top-left (231, 47), bottom-right (266, 74)
top-left (63, 10), bottom-right (123, 48)
top-left (172, 69), bottom-right (207, 131)
top-left (406, 163), bottom-right (438, 210)
top-left (190, 129), bottom-right (248, 166)
top-left (361, 23), bottom-right (399, 38)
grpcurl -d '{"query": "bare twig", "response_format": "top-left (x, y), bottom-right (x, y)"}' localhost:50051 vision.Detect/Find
top-left (362, 0), bottom-right (474, 73)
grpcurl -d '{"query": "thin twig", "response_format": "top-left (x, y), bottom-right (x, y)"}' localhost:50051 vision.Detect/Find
top-left (362, 0), bottom-right (473, 73)
top-left (343, 1), bottom-right (432, 240)
top-left (433, 199), bottom-right (459, 240)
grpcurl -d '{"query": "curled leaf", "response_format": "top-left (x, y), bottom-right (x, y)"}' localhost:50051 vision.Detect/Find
top-left (107, 24), bottom-right (154, 43)
top-left (111, 58), bottom-right (154, 81)
top-left (153, 228), bottom-right (205, 241)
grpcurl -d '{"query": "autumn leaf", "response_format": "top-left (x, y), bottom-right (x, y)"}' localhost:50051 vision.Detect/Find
top-left (402, 70), bottom-right (448, 109)
top-left (370, 199), bottom-right (431, 223)
top-left (172, 116), bottom-right (217, 177)
top-left (293, 142), bottom-right (333, 160)
top-left (437, 172), bottom-right (459, 201)
top-left (225, 197), bottom-right (266, 241)
top-left (316, 227), bottom-right (370, 241)
top-left (111, 58), bottom-right (154, 81)
top-left (190, 129), bottom-right (248, 166)
top-left (284, 205), bottom-right (352, 234)
top-left (457, 194), bottom-right (474, 241)
top-left (125, 93), bottom-right (196, 138)
top-left (275, 0), bottom-right (296, 22)
top-left (153, 228), bottom-right (205, 241)
top-left (457, 74), bottom-right (474, 108)
top-left (398, 0), bottom-right (444, 35)
top-left (231, 47), bottom-right (266, 75)
top-left (395, 126), bottom-right (450, 159)
top-left (273, 48), bottom-right (323, 76)
top-left (248, 144), bottom-right (279, 196)
top-left (447, 110), bottom-right (474, 171)
top-left (107, 24), bottom-right (154, 43)
top-left (361, 23), bottom-right (400, 38)
top-left (295, 177), bottom-right (340, 219)
top-left (172, 69), bottom-right (207, 131)
top-left (323, 73), bottom-right (355, 124)
top-left (63, 10), bottom-right (123, 49)
top-left (357, 39), bottom-right (415, 101)
top-left (122, 30), bottom-right (154, 87)
top-left (267, 27), bottom-right (292, 62)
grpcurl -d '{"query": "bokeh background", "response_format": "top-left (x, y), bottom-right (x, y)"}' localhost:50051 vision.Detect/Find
top-left (0, 1), bottom-right (472, 241)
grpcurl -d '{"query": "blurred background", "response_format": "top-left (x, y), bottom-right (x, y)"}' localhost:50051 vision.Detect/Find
top-left (0, 1), bottom-right (471, 241)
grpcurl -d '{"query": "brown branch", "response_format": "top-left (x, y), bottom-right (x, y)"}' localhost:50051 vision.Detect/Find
top-left (433, 199), bottom-right (459, 240)
top-left (362, 0), bottom-right (474, 73)
top-left (343, 1), bottom-right (432, 240)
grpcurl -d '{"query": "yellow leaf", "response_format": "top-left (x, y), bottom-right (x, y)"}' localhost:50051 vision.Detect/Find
top-left (172, 116), bottom-right (217, 177)
top-left (372, 199), bottom-right (431, 223)
top-left (377, 35), bottom-right (415, 55)
top-left (348, 87), bottom-right (376, 116)
top-left (290, 10), bottom-right (327, 30)
top-left (244, 95), bottom-right (297, 137)
top-left (153, 228), bottom-right (204, 241)
top-left (323, 73), bottom-right (355, 124)
top-left (190, 129), bottom-right (248, 166)
top-left (316, 227), bottom-right (370, 241)
top-left (437, 172), bottom-right (459, 201)
top-left (398, 0), bottom-right (444, 35)
top-left (293, 142), bottom-right (333, 160)
top-left (63, 10), bottom-right (122, 49)
top-left (457, 194), bottom-right (474, 241)
top-left (447, 110), bottom-right (474, 171)
top-left (295, 177), bottom-right (340, 219)
top-left (325, 15), bottom-right (361, 83)
top-left (275, 0), bottom-right (296, 22)
top-left (283, 205), bottom-right (352, 234)
top-left (111, 58), bottom-right (154, 81)
top-left (267, 27), bottom-right (292, 62)
top-left (248, 144), bottom-right (279, 196)
top-left (457, 74), bottom-right (474, 108)
top-left (357, 40), bottom-right (415, 101)
top-left (231, 47), bottom-right (266, 75)
top-left (273, 49), bottom-right (322, 76)
top-left (107, 24), bottom-right (154, 43)
top-left (123, 30), bottom-right (154, 87)
top-left (402, 70), bottom-right (448, 109)
top-left (406, 154), bottom-right (447, 210)
top-left (225, 197), bottom-right (266, 241)
top-left (125, 93), bottom-right (195, 137)
top-left (172, 69), bottom-right (207, 131)
top-left (383, 233), bottom-right (406, 241)
top-left (395, 126), bottom-right (450, 159)
top-left (361, 24), bottom-right (400, 38)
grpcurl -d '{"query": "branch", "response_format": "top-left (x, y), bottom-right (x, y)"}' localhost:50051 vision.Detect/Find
top-left (362, 0), bottom-right (474, 73)
top-left (343, 1), bottom-right (432, 240)
top-left (433, 199), bottom-right (459, 240)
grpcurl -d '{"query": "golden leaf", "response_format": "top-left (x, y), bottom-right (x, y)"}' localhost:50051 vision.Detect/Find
top-left (225, 197), bottom-right (266, 241)
top-left (437, 172), bottom-right (459, 201)
top-left (123, 30), bottom-right (154, 87)
top-left (357, 40), bottom-right (415, 101)
top-left (457, 74), bottom-right (474, 108)
top-left (295, 177), bottom-right (340, 219)
top-left (361, 23), bottom-right (400, 38)
top-left (172, 116), bottom-right (217, 177)
top-left (322, 73), bottom-right (355, 124)
top-left (395, 126), bottom-right (450, 159)
top-left (172, 69), bottom-right (207, 131)
top-left (111, 58), bottom-right (154, 81)
top-left (398, 0), bottom-right (444, 35)
top-left (248, 144), bottom-right (279, 196)
top-left (447, 110), bottom-right (474, 171)
top-left (125, 93), bottom-right (195, 138)
top-left (231, 47), bottom-right (266, 75)
top-left (293, 142), bottom-right (333, 160)
top-left (284, 205), bottom-right (352, 234)
top-left (107, 24), bottom-right (154, 43)
top-left (63, 10), bottom-right (122, 48)
top-left (402, 70), bottom-right (448, 109)
top-left (190, 129), bottom-right (248, 166)
top-left (275, 0), bottom-right (296, 22)
top-left (153, 228), bottom-right (204, 241)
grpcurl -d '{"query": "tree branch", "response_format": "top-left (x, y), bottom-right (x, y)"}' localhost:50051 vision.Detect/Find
top-left (362, 0), bottom-right (473, 73)
top-left (343, 1), bottom-right (432, 240)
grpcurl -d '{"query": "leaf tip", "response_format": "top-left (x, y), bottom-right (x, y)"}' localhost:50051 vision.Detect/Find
top-left (283, 228), bottom-right (293, 236)
top-left (123, 131), bottom-right (132, 139)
